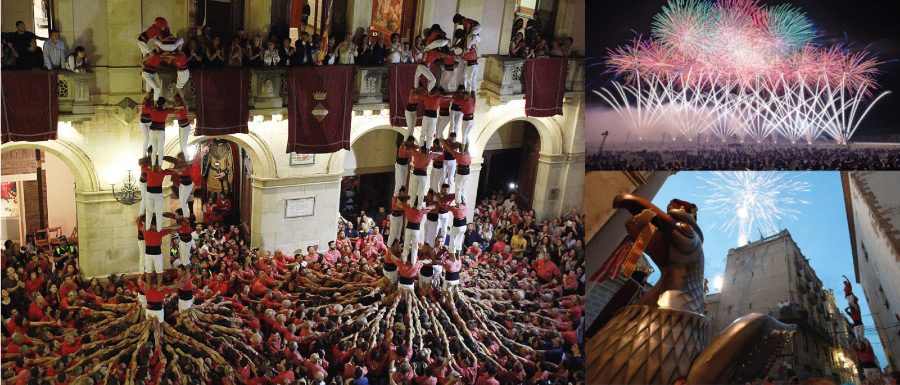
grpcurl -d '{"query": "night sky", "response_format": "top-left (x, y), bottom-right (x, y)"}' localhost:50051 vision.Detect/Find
top-left (586, 0), bottom-right (900, 141)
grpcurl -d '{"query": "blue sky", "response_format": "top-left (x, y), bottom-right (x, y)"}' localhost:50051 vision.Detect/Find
top-left (647, 171), bottom-right (888, 367)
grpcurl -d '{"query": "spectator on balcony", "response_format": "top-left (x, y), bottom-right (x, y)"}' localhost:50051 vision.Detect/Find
top-left (294, 33), bottom-right (315, 65)
top-left (511, 18), bottom-right (525, 42)
top-left (43, 29), bottom-right (66, 70)
top-left (356, 36), bottom-right (373, 65)
top-left (534, 37), bottom-right (550, 57)
top-left (336, 33), bottom-right (357, 65)
top-left (509, 33), bottom-right (524, 57)
top-left (412, 35), bottom-right (425, 62)
top-left (311, 33), bottom-right (322, 61)
top-left (204, 36), bottom-right (224, 68)
top-left (322, 35), bottom-right (337, 65)
top-left (7, 21), bottom-right (39, 56)
top-left (550, 37), bottom-right (574, 57)
top-left (66, 46), bottom-right (88, 73)
top-left (233, 27), bottom-right (248, 48)
top-left (198, 25), bottom-right (212, 51)
top-left (245, 36), bottom-right (263, 67)
top-left (387, 33), bottom-right (402, 64)
top-left (227, 37), bottom-right (244, 67)
top-left (278, 37), bottom-right (294, 66)
top-left (262, 41), bottom-right (280, 66)
top-left (2, 37), bottom-right (17, 68)
top-left (372, 35), bottom-right (387, 65)
top-left (18, 37), bottom-right (45, 70)
top-left (185, 38), bottom-right (203, 69)
top-left (400, 42), bottom-right (412, 63)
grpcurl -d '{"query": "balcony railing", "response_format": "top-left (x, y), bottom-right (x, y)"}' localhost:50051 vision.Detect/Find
top-left (481, 55), bottom-right (585, 105)
top-left (45, 60), bottom-right (582, 118)
top-left (57, 72), bottom-right (93, 115)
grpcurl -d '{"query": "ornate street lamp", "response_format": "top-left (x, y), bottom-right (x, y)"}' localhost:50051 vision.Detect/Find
top-left (112, 170), bottom-right (141, 205)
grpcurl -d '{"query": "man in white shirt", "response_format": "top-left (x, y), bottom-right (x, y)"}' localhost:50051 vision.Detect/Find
top-left (502, 193), bottom-right (516, 211)
top-left (336, 33), bottom-right (357, 64)
top-left (43, 29), bottom-right (66, 70)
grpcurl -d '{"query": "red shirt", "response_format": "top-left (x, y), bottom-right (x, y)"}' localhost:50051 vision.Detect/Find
top-left (448, 205), bottom-right (468, 220)
top-left (28, 301), bottom-right (46, 321)
top-left (421, 93), bottom-right (445, 111)
top-left (149, 107), bottom-right (177, 130)
top-left (142, 165), bottom-right (176, 187)
top-left (463, 47), bottom-right (478, 61)
top-left (174, 104), bottom-right (189, 124)
top-left (411, 151), bottom-right (438, 171)
top-left (60, 340), bottom-right (82, 355)
top-left (142, 228), bottom-right (173, 247)
top-left (398, 261), bottom-right (423, 278)
top-left (453, 94), bottom-right (476, 115)
top-left (144, 286), bottom-right (172, 302)
top-left (139, 25), bottom-right (163, 42)
top-left (421, 49), bottom-right (444, 66)
top-left (402, 206), bottom-right (428, 224)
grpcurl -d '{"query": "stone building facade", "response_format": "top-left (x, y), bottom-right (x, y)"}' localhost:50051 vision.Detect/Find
top-left (843, 171), bottom-right (900, 372)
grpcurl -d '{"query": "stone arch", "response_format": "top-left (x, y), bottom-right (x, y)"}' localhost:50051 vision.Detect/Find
top-left (326, 115), bottom-right (403, 175)
top-left (0, 139), bottom-right (101, 192)
top-left (162, 130), bottom-right (278, 179)
top-left (472, 107), bottom-right (564, 159)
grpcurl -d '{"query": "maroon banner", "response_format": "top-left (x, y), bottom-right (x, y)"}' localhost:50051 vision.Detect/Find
top-left (286, 66), bottom-right (354, 153)
top-left (1, 71), bottom-right (59, 143)
top-left (524, 58), bottom-right (568, 117)
top-left (194, 68), bottom-right (250, 136)
top-left (388, 63), bottom-right (424, 128)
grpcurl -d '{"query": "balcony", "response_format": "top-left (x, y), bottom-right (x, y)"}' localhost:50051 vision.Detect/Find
top-left (480, 55), bottom-right (584, 105)
top-left (57, 72), bottom-right (93, 115)
top-left (778, 304), bottom-right (830, 340)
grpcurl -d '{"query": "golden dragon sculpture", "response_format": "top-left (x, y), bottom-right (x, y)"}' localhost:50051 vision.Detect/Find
top-left (588, 193), bottom-right (797, 385)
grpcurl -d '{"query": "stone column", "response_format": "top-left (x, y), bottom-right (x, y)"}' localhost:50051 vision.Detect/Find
top-left (74, 190), bottom-right (144, 277)
top-left (251, 174), bottom-right (343, 254)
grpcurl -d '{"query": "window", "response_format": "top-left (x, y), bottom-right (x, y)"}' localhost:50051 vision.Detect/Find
top-left (733, 277), bottom-right (737, 285)
top-left (727, 306), bottom-right (732, 315)
top-left (862, 243), bottom-right (868, 261)
top-left (803, 334), bottom-right (809, 353)
top-left (880, 286), bottom-right (890, 309)
top-left (749, 303), bottom-right (752, 309)
top-left (804, 364), bottom-right (811, 373)
top-left (751, 271), bottom-right (754, 277)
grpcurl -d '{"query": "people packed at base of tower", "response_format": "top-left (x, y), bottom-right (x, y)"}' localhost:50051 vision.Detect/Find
top-left (0, 187), bottom-right (585, 385)
top-left (588, 147), bottom-right (900, 171)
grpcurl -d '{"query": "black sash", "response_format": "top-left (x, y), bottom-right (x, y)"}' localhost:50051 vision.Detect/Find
top-left (453, 218), bottom-right (467, 227)
top-left (146, 185), bottom-right (163, 194)
top-left (420, 265), bottom-right (434, 277)
top-left (178, 290), bottom-right (193, 300)
top-left (383, 262), bottom-right (397, 271)
top-left (406, 222), bottom-right (421, 230)
top-left (445, 271), bottom-right (460, 281)
top-left (427, 213), bottom-right (440, 221)
top-left (145, 245), bottom-right (162, 255)
top-left (399, 276), bottom-right (415, 285)
top-left (412, 169), bottom-right (427, 176)
top-left (146, 301), bottom-right (163, 310)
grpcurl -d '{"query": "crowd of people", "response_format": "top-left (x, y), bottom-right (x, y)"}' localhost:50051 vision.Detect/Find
top-left (587, 146), bottom-right (900, 171)
top-left (1, 187), bottom-right (585, 384)
top-left (507, 16), bottom-right (575, 59)
top-left (2, 21), bottom-right (88, 72)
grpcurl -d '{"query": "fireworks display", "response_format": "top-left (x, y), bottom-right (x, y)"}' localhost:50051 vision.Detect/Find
top-left (697, 171), bottom-right (811, 246)
top-left (597, 0), bottom-right (891, 144)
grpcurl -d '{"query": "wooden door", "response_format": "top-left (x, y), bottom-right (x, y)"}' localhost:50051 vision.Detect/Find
top-left (239, 149), bottom-right (253, 242)
top-left (271, 0), bottom-right (292, 39)
top-left (204, 0), bottom-right (234, 40)
top-left (516, 127), bottom-right (541, 209)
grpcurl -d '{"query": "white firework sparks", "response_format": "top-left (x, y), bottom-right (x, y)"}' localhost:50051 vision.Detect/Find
top-left (697, 172), bottom-right (811, 246)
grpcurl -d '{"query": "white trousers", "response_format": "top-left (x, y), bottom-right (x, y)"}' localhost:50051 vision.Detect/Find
top-left (467, 25), bottom-right (482, 49)
top-left (176, 69), bottom-right (190, 89)
top-left (179, 125), bottom-right (191, 158)
top-left (146, 308), bottom-right (165, 322)
top-left (415, 64), bottom-right (437, 91)
top-left (424, 218), bottom-right (439, 248)
top-left (436, 113), bottom-right (450, 139)
top-left (145, 253), bottom-right (163, 273)
top-left (138, 239), bottom-right (146, 275)
top-left (145, 192), bottom-right (164, 231)
top-left (438, 212), bottom-right (451, 240)
top-left (137, 293), bottom-right (147, 308)
top-left (465, 63), bottom-right (479, 92)
top-left (425, 38), bottom-right (448, 51)
top-left (455, 173), bottom-right (470, 204)
top-left (178, 183), bottom-right (194, 215)
top-left (388, 214), bottom-right (403, 246)
top-left (142, 71), bottom-right (161, 100)
top-left (177, 297), bottom-right (194, 311)
top-left (384, 268), bottom-right (398, 284)
top-left (394, 163), bottom-right (408, 194)
top-left (460, 118), bottom-right (474, 146)
top-left (405, 109), bottom-right (418, 137)
top-left (420, 116), bottom-right (437, 147)
top-left (450, 224), bottom-right (466, 254)
top-left (408, 173), bottom-right (429, 208)
top-left (854, 324), bottom-right (866, 339)
top-left (450, 110), bottom-right (463, 135)
top-left (139, 181), bottom-right (148, 217)
top-left (178, 238), bottom-right (193, 263)
top-left (442, 278), bottom-right (460, 291)
top-left (149, 130), bottom-right (165, 167)
top-left (430, 167), bottom-right (444, 192)
top-left (402, 227), bottom-right (421, 263)
top-left (418, 271), bottom-right (433, 287)
top-left (140, 122), bottom-right (151, 153)
top-left (399, 282), bottom-right (415, 292)
top-left (443, 159), bottom-right (457, 190)
top-left (440, 67), bottom-right (455, 91)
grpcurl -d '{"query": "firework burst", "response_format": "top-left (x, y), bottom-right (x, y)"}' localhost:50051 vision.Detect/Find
top-left (697, 171), bottom-right (811, 246)
top-left (598, 0), bottom-right (890, 144)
